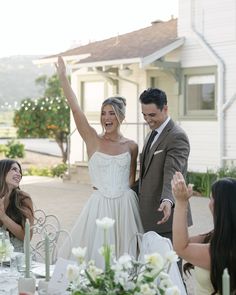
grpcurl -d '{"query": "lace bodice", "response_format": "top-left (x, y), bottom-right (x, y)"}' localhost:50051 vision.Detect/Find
top-left (88, 151), bottom-right (131, 199)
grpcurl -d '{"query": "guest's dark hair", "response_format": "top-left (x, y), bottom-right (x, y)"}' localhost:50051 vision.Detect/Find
top-left (0, 159), bottom-right (33, 229)
top-left (210, 178), bottom-right (236, 294)
top-left (139, 88), bottom-right (167, 111)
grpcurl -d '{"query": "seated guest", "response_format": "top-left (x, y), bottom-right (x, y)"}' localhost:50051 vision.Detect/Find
top-left (171, 171), bottom-right (236, 294)
top-left (0, 159), bottom-right (34, 252)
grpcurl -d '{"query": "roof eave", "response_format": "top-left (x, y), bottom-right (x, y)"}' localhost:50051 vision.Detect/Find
top-left (70, 57), bottom-right (142, 69)
top-left (140, 37), bottom-right (185, 68)
top-left (33, 54), bottom-right (91, 65)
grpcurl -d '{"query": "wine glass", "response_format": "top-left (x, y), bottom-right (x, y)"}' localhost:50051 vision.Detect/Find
top-left (0, 230), bottom-right (14, 275)
top-left (0, 232), bottom-right (6, 273)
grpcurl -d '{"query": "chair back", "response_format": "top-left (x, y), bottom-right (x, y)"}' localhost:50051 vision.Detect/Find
top-left (31, 209), bottom-right (72, 264)
top-left (139, 231), bottom-right (187, 295)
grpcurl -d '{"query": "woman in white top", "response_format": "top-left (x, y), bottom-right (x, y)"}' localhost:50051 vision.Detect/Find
top-left (171, 172), bottom-right (236, 294)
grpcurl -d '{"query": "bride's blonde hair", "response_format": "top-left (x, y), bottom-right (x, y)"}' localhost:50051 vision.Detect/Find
top-left (101, 96), bottom-right (126, 125)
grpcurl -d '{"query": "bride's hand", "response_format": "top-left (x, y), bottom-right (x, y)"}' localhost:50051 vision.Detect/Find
top-left (55, 56), bottom-right (66, 77)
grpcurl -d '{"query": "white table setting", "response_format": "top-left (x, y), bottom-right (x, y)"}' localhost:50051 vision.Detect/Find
top-left (0, 220), bottom-right (55, 295)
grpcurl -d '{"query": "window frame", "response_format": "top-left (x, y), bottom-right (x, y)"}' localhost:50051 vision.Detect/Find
top-left (180, 67), bottom-right (217, 120)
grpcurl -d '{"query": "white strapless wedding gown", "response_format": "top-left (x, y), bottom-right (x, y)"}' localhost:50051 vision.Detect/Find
top-left (59, 151), bottom-right (144, 267)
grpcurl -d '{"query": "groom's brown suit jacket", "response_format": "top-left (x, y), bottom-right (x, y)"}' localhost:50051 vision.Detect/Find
top-left (139, 119), bottom-right (192, 236)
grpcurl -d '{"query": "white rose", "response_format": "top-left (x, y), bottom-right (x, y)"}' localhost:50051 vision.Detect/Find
top-left (66, 264), bottom-right (80, 282)
top-left (87, 265), bottom-right (103, 280)
top-left (123, 281), bottom-right (136, 291)
top-left (96, 217), bottom-right (115, 229)
top-left (144, 252), bottom-right (164, 270)
top-left (159, 271), bottom-right (170, 280)
top-left (159, 278), bottom-right (173, 290)
top-left (165, 250), bottom-right (179, 263)
top-left (114, 270), bottom-right (129, 287)
top-left (165, 286), bottom-right (181, 295)
top-left (72, 246), bottom-right (87, 263)
top-left (139, 283), bottom-right (156, 295)
top-left (118, 254), bottom-right (132, 269)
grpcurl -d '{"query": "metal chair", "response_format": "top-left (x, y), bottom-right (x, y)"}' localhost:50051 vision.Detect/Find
top-left (138, 231), bottom-right (187, 295)
top-left (31, 209), bottom-right (72, 264)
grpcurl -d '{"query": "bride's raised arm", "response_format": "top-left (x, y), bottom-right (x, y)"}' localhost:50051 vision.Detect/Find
top-left (55, 56), bottom-right (98, 151)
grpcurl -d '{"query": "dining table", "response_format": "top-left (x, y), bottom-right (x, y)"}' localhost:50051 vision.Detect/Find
top-left (0, 252), bottom-right (55, 295)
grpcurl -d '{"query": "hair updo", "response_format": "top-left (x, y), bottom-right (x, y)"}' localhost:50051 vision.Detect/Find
top-left (101, 96), bottom-right (126, 124)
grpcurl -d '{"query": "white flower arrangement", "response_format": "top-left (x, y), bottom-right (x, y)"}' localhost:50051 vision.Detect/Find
top-left (66, 217), bottom-right (180, 295)
top-left (0, 237), bottom-right (14, 262)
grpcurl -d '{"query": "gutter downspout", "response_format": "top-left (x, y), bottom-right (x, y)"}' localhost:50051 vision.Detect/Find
top-left (94, 69), bottom-right (140, 145)
top-left (190, 0), bottom-right (225, 168)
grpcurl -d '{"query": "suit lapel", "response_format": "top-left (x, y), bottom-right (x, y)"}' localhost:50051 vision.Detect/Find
top-left (142, 119), bottom-right (174, 177)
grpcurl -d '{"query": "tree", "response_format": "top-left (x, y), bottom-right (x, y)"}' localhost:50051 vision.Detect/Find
top-left (13, 74), bottom-right (70, 163)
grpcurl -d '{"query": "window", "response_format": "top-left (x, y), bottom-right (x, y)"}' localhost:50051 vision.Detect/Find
top-left (186, 75), bottom-right (215, 111)
top-left (181, 68), bottom-right (217, 119)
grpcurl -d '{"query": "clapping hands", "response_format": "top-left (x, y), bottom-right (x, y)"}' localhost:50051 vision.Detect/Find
top-left (171, 172), bottom-right (193, 202)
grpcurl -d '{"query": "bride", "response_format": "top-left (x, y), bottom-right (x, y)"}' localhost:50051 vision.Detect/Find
top-left (56, 56), bottom-right (143, 266)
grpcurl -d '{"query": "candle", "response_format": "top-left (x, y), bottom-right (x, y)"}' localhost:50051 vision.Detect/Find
top-left (45, 234), bottom-right (50, 281)
top-left (24, 219), bottom-right (30, 278)
top-left (222, 268), bottom-right (230, 295)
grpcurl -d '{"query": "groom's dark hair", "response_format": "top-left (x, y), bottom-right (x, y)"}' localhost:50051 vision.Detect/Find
top-left (139, 88), bottom-right (167, 111)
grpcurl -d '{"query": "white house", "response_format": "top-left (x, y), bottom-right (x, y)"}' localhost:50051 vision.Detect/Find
top-left (38, 0), bottom-right (236, 177)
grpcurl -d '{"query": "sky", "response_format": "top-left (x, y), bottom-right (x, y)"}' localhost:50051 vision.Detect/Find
top-left (0, 0), bottom-right (178, 58)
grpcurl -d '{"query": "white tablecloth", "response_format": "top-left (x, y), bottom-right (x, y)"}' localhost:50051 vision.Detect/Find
top-left (0, 261), bottom-right (55, 295)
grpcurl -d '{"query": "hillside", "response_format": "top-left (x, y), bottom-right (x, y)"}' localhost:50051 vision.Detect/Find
top-left (0, 55), bottom-right (54, 106)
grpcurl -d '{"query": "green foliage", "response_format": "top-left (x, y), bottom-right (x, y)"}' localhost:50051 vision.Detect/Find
top-left (14, 96), bottom-right (69, 139)
top-left (0, 144), bottom-right (9, 155)
top-left (5, 140), bottom-right (25, 158)
top-left (51, 163), bottom-right (68, 177)
top-left (24, 166), bottom-right (53, 177)
top-left (23, 163), bottom-right (68, 178)
top-left (187, 166), bottom-right (236, 197)
top-left (44, 74), bottom-right (64, 98)
top-left (13, 74), bottom-right (70, 163)
top-left (187, 170), bottom-right (217, 197)
top-left (217, 166), bottom-right (236, 178)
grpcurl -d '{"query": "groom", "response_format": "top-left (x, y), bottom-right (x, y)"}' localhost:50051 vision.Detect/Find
top-left (137, 87), bottom-right (192, 242)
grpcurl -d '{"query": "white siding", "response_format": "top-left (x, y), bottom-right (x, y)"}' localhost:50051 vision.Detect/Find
top-left (178, 0), bottom-right (236, 171)
top-left (180, 121), bottom-right (219, 172)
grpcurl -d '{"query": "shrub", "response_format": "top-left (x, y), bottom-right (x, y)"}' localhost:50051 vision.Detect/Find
top-left (187, 170), bottom-right (217, 197)
top-left (0, 144), bottom-right (9, 156)
top-left (217, 166), bottom-right (236, 178)
top-left (5, 140), bottom-right (25, 158)
top-left (23, 163), bottom-right (68, 178)
top-left (24, 166), bottom-right (53, 177)
top-left (51, 163), bottom-right (68, 177)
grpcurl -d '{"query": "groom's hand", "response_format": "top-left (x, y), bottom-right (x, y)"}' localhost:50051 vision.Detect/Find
top-left (157, 200), bottom-right (172, 224)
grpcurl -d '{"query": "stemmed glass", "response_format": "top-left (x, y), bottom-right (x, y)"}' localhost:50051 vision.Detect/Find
top-left (0, 230), bottom-right (7, 274)
top-left (0, 229), bottom-right (14, 273)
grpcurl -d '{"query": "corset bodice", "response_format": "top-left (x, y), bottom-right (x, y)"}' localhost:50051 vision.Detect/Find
top-left (88, 151), bottom-right (131, 198)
